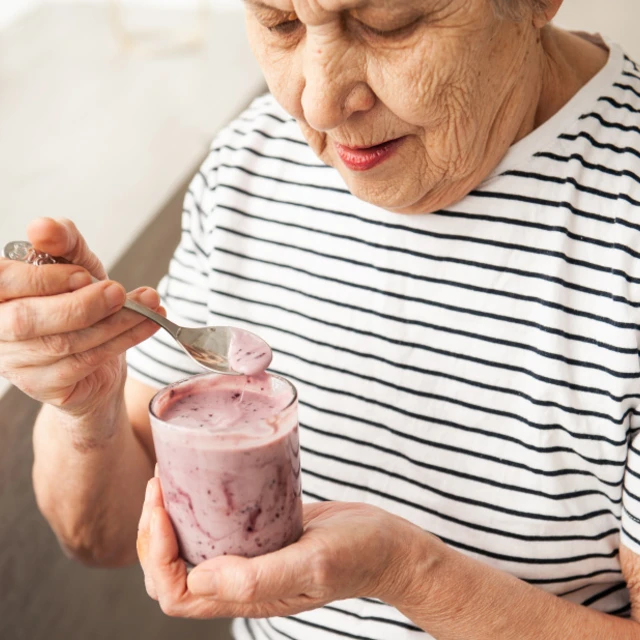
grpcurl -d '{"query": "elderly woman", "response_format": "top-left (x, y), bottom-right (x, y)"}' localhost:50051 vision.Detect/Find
top-left (3, 0), bottom-right (640, 637)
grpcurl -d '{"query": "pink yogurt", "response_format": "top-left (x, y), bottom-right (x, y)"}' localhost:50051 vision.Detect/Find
top-left (228, 328), bottom-right (273, 375)
top-left (149, 372), bottom-right (302, 565)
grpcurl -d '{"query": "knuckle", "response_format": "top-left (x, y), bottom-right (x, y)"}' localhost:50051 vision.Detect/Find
top-left (60, 217), bottom-right (76, 231)
top-left (25, 265), bottom-right (49, 296)
top-left (49, 358), bottom-right (86, 390)
top-left (69, 291), bottom-right (101, 327)
top-left (144, 576), bottom-right (158, 601)
top-left (65, 356), bottom-right (85, 379)
top-left (0, 261), bottom-right (37, 294)
top-left (8, 370), bottom-right (28, 393)
top-left (234, 574), bottom-right (258, 604)
top-left (39, 332), bottom-right (73, 357)
top-left (70, 349), bottom-right (102, 373)
top-left (158, 597), bottom-right (179, 617)
top-left (0, 260), bottom-right (12, 293)
top-left (5, 300), bottom-right (35, 340)
top-left (11, 372), bottom-right (45, 401)
top-left (310, 550), bottom-right (334, 598)
top-left (50, 386), bottom-right (80, 410)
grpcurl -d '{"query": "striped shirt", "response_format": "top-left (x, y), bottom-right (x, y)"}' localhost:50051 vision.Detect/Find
top-left (127, 41), bottom-right (640, 639)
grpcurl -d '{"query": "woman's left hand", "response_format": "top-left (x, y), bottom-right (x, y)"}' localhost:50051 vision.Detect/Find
top-left (136, 476), bottom-right (421, 619)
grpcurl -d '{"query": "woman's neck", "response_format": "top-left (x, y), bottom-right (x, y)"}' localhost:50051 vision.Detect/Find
top-left (534, 26), bottom-right (609, 129)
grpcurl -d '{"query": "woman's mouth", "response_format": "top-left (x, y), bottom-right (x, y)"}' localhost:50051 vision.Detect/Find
top-left (334, 137), bottom-right (405, 172)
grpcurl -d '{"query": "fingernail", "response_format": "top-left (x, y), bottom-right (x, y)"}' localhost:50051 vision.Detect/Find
top-left (69, 271), bottom-right (92, 291)
top-left (139, 288), bottom-right (160, 309)
top-left (145, 480), bottom-right (153, 501)
top-left (104, 283), bottom-right (124, 310)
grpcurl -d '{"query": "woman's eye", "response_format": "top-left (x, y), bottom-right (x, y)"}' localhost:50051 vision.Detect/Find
top-left (267, 17), bottom-right (301, 36)
top-left (357, 18), bottom-right (420, 39)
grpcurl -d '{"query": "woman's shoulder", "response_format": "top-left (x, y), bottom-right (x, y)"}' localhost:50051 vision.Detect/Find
top-left (488, 46), bottom-right (640, 195)
top-left (561, 49), bottom-right (640, 158)
top-left (595, 53), bottom-right (640, 144)
top-left (555, 50), bottom-right (640, 197)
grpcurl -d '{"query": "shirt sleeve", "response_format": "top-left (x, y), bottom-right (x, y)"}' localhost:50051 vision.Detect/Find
top-left (126, 148), bottom-right (217, 389)
top-left (621, 429), bottom-right (640, 554)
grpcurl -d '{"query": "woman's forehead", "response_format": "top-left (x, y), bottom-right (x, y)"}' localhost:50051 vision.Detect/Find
top-left (245, 0), bottom-right (430, 15)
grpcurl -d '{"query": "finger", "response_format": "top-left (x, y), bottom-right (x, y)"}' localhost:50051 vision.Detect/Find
top-left (0, 288), bottom-right (162, 368)
top-left (137, 481), bottom-right (153, 566)
top-left (27, 217), bottom-right (107, 280)
top-left (0, 260), bottom-right (93, 303)
top-left (187, 540), bottom-right (313, 604)
top-left (12, 314), bottom-right (162, 405)
top-left (137, 478), bottom-right (156, 566)
top-left (145, 573), bottom-right (159, 601)
top-left (138, 479), bottom-right (165, 565)
top-left (0, 280), bottom-right (126, 341)
top-left (138, 479), bottom-right (159, 600)
top-left (149, 506), bottom-right (191, 614)
top-left (148, 477), bottom-right (165, 510)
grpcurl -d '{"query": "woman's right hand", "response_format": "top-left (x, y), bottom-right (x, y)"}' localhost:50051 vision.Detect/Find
top-left (0, 217), bottom-right (163, 419)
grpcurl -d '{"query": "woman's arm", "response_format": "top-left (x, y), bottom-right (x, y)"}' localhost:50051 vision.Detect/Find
top-left (136, 496), bottom-right (640, 638)
top-left (33, 377), bottom-right (157, 567)
top-left (390, 530), bottom-right (640, 640)
top-left (0, 217), bottom-right (164, 567)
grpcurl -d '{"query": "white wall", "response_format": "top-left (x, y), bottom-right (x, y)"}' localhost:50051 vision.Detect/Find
top-left (555, 0), bottom-right (640, 61)
top-left (0, 0), bottom-right (41, 30)
top-left (0, 0), bottom-right (241, 30)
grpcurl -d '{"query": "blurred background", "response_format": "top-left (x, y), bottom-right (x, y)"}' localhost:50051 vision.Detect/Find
top-left (0, 1), bottom-right (638, 639)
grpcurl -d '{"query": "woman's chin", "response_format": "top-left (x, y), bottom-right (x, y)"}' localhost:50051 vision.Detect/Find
top-left (340, 165), bottom-right (477, 215)
top-left (323, 153), bottom-right (435, 215)
top-left (340, 173), bottom-right (438, 215)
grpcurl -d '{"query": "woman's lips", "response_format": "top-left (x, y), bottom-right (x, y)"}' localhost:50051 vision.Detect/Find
top-left (334, 137), bottom-right (405, 172)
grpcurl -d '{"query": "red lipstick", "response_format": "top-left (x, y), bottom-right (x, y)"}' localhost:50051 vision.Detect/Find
top-left (334, 137), bottom-right (405, 172)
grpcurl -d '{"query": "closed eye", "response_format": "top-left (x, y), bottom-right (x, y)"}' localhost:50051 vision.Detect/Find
top-left (268, 18), bottom-right (302, 35)
top-left (354, 16), bottom-right (421, 39)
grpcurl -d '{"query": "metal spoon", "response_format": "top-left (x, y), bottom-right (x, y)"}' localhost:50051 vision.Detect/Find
top-left (3, 240), bottom-right (273, 376)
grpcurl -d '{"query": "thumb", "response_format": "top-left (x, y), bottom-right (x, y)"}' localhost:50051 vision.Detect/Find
top-left (27, 217), bottom-right (108, 280)
top-left (187, 543), bottom-right (314, 604)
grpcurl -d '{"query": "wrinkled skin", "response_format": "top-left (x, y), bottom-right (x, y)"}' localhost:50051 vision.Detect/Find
top-left (244, 0), bottom-right (556, 214)
top-left (137, 474), bottom-right (424, 619)
top-left (0, 218), bottom-right (164, 421)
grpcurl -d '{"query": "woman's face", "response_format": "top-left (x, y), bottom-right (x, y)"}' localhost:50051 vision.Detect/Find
top-left (244, 0), bottom-right (544, 214)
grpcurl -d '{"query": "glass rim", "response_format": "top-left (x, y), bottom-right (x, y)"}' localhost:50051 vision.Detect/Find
top-left (148, 371), bottom-right (298, 432)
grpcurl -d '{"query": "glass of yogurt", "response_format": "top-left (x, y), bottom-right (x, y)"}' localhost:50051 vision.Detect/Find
top-left (149, 372), bottom-right (302, 565)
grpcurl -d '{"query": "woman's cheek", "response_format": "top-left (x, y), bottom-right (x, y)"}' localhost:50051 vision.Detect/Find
top-left (260, 57), bottom-right (306, 121)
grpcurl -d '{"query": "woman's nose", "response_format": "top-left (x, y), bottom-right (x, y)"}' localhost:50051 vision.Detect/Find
top-left (300, 38), bottom-right (375, 131)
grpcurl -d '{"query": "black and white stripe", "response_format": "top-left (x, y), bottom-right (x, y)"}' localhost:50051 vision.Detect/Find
top-left (128, 43), bottom-right (640, 638)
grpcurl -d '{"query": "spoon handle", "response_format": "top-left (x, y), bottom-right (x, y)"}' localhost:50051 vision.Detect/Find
top-left (123, 298), bottom-right (181, 339)
top-left (3, 240), bottom-right (182, 339)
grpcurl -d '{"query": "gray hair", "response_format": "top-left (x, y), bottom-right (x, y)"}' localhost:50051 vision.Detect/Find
top-left (491, 0), bottom-right (553, 20)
